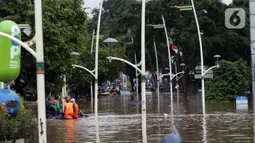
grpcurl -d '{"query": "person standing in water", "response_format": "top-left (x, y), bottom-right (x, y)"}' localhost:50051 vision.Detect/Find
top-left (64, 96), bottom-right (74, 119)
top-left (52, 95), bottom-right (60, 117)
top-left (70, 98), bottom-right (79, 119)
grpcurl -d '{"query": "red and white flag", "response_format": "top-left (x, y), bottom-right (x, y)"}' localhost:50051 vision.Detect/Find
top-left (171, 45), bottom-right (179, 54)
top-left (171, 45), bottom-right (183, 56)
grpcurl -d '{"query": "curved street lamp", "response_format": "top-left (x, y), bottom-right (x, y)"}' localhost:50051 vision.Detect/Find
top-left (103, 37), bottom-right (119, 62)
top-left (146, 24), bottom-right (163, 106)
top-left (105, 0), bottom-right (148, 142)
top-left (70, 52), bottom-right (80, 56)
top-left (0, 1), bottom-right (46, 141)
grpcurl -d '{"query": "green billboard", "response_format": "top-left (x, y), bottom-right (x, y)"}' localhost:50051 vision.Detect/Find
top-left (0, 20), bottom-right (21, 82)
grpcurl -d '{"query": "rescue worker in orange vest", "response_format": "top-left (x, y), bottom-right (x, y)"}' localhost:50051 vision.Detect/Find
top-left (70, 98), bottom-right (79, 119)
top-left (64, 96), bottom-right (75, 119)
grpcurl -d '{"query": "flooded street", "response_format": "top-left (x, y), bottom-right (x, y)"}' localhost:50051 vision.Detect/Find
top-left (47, 94), bottom-right (254, 142)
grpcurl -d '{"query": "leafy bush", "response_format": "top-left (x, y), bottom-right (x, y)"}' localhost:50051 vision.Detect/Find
top-left (0, 95), bottom-right (37, 142)
top-left (205, 59), bottom-right (250, 102)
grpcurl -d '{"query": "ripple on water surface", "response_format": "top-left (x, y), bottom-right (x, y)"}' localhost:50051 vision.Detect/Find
top-left (47, 95), bottom-right (254, 142)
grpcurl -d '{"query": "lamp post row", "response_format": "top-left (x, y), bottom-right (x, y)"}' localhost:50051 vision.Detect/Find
top-left (0, 0), bottom-right (224, 143)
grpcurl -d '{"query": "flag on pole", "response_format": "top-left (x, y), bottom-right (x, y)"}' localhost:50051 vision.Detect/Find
top-left (171, 45), bottom-right (179, 54)
top-left (171, 45), bottom-right (183, 57)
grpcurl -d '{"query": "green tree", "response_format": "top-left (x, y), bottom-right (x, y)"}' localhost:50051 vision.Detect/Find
top-left (1, 0), bottom-right (90, 95)
top-left (205, 59), bottom-right (250, 102)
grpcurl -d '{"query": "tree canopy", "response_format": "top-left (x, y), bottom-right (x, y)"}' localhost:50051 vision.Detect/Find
top-left (88, 0), bottom-right (250, 94)
top-left (205, 59), bottom-right (250, 102)
top-left (0, 0), bottom-right (250, 98)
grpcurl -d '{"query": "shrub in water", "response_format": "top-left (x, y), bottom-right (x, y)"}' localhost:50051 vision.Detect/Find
top-left (205, 59), bottom-right (250, 102)
top-left (0, 95), bottom-right (37, 142)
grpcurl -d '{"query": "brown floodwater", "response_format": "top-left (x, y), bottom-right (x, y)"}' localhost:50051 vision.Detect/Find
top-left (45, 94), bottom-right (254, 143)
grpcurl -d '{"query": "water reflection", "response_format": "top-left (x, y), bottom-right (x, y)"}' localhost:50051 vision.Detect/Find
top-left (202, 115), bottom-right (207, 143)
top-left (65, 120), bottom-right (80, 142)
top-left (47, 94), bottom-right (253, 142)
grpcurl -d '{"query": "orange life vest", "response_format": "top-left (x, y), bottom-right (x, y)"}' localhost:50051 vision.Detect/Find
top-left (64, 102), bottom-right (74, 119)
top-left (73, 103), bottom-right (79, 119)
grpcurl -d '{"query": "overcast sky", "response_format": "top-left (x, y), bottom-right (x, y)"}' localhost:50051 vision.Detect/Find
top-left (84, 0), bottom-right (99, 17)
top-left (84, 0), bottom-right (233, 16)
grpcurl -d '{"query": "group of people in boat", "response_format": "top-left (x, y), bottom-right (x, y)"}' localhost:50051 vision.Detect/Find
top-left (46, 95), bottom-right (81, 119)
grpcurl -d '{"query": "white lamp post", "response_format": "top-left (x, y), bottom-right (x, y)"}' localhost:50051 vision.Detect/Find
top-left (72, 0), bottom-right (103, 142)
top-left (134, 53), bottom-right (139, 101)
top-left (123, 35), bottom-right (139, 100)
top-left (162, 15), bottom-right (175, 119)
top-left (153, 38), bottom-right (160, 113)
top-left (105, 0), bottom-right (147, 142)
top-left (103, 37), bottom-right (119, 62)
top-left (90, 29), bottom-right (95, 114)
top-left (0, 1), bottom-right (47, 142)
top-left (161, 62), bottom-right (185, 120)
top-left (60, 75), bottom-right (66, 111)
top-left (174, 62), bottom-right (185, 108)
top-left (146, 24), bottom-right (164, 112)
top-left (190, 0), bottom-right (221, 115)
top-left (70, 1), bottom-right (104, 142)
top-left (34, 1), bottom-right (46, 142)
top-left (94, 0), bottom-right (103, 142)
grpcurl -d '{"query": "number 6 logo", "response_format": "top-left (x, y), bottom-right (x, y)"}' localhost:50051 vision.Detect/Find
top-left (225, 8), bottom-right (245, 29)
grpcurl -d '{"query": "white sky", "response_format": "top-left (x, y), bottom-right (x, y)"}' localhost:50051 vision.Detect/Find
top-left (84, 0), bottom-right (100, 17)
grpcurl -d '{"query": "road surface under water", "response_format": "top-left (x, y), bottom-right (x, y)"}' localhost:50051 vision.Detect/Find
top-left (46, 94), bottom-right (254, 142)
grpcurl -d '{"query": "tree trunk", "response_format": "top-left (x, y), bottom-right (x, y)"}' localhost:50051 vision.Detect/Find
top-left (14, 75), bottom-right (21, 94)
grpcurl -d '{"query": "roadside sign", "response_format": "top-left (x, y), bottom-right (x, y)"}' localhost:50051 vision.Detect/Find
top-left (194, 65), bottom-right (214, 79)
top-left (236, 96), bottom-right (248, 110)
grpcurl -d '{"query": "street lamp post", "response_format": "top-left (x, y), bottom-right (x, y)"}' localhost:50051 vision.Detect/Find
top-left (60, 75), bottom-right (66, 111)
top-left (190, 0), bottom-right (221, 114)
top-left (72, 1), bottom-right (107, 142)
top-left (94, 0), bottom-right (103, 142)
top-left (71, 0), bottom-right (104, 142)
top-left (134, 53), bottom-right (139, 101)
top-left (90, 29), bottom-right (95, 114)
top-left (141, 0), bottom-right (147, 142)
top-left (123, 35), bottom-right (139, 100)
top-left (146, 24), bottom-right (164, 113)
top-left (35, 1), bottom-right (47, 142)
top-left (162, 15), bottom-right (174, 117)
top-left (161, 63), bottom-right (185, 123)
top-left (0, 1), bottom-right (47, 142)
top-left (105, 0), bottom-right (147, 142)
top-left (153, 38), bottom-right (160, 112)
top-left (190, 0), bottom-right (205, 114)
top-left (0, 32), bottom-right (46, 142)
top-left (103, 37), bottom-right (119, 62)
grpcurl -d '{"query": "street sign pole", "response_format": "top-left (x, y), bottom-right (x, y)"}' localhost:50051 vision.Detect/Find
top-left (250, 0), bottom-right (255, 102)
top-left (35, 0), bottom-right (47, 142)
top-left (249, 0), bottom-right (255, 140)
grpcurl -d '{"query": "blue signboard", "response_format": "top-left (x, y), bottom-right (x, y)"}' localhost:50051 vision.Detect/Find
top-left (0, 89), bottom-right (20, 117)
top-left (236, 96), bottom-right (248, 110)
